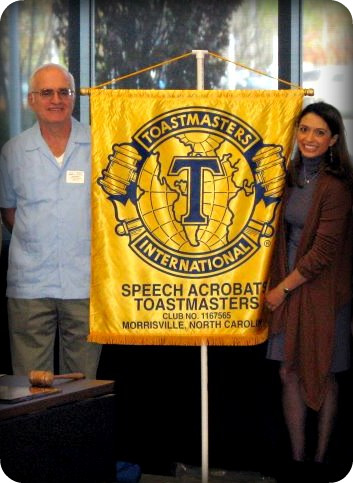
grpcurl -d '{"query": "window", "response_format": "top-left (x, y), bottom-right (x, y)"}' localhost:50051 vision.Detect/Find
top-left (302, 0), bottom-right (353, 152)
top-left (0, 0), bottom-right (68, 147)
top-left (0, 0), bottom-right (278, 148)
top-left (2, 0), bottom-right (351, 151)
top-left (93, 0), bottom-right (278, 90)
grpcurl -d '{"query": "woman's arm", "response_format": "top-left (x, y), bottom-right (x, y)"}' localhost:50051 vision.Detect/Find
top-left (266, 179), bottom-right (352, 311)
top-left (265, 268), bottom-right (307, 311)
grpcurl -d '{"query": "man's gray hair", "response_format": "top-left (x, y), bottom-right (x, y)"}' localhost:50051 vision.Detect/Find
top-left (29, 63), bottom-right (75, 91)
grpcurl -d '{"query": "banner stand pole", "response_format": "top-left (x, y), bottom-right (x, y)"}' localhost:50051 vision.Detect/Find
top-left (192, 48), bottom-right (209, 483)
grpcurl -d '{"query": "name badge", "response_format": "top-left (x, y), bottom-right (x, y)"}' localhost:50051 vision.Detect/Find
top-left (66, 170), bottom-right (85, 184)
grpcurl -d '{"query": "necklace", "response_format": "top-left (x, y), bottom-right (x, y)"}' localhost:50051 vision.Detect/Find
top-left (303, 165), bottom-right (320, 184)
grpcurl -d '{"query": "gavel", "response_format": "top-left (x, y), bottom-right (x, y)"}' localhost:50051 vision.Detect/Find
top-left (28, 370), bottom-right (85, 387)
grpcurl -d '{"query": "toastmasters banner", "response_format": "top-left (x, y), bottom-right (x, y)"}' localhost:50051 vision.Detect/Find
top-left (89, 89), bottom-right (303, 346)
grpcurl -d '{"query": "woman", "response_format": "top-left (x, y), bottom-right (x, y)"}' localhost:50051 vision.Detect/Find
top-left (265, 101), bottom-right (353, 482)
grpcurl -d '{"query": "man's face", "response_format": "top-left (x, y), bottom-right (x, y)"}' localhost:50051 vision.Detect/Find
top-left (28, 67), bottom-right (75, 127)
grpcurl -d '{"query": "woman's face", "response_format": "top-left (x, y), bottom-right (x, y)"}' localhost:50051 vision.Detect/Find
top-left (296, 112), bottom-right (338, 158)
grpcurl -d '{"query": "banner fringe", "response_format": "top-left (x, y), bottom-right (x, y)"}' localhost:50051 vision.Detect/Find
top-left (88, 332), bottom-right (268, 346)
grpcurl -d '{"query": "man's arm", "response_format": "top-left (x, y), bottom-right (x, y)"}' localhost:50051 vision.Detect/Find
top-left (1, 208), bottom-right (16, 233)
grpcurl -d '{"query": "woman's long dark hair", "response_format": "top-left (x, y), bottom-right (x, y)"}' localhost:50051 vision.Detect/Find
top-left (289, 101), bottom-right (353, 188)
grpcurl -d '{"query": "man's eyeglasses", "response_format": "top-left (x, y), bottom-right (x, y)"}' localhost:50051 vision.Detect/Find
top-left (30, 88), bottom-right (75, 99)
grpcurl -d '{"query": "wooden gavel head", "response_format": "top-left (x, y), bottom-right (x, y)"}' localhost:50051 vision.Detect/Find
top-left (28, 370), bottom-right (85, 387)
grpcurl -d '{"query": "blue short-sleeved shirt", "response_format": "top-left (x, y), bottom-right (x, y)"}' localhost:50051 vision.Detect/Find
top-left (0, 118), bottom-right (91, 299)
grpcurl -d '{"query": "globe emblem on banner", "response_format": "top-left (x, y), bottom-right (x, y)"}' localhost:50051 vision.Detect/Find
top-left (98, 107), bottom-right (286, 278)
top-left (137, 134), bottom-right (251, 253)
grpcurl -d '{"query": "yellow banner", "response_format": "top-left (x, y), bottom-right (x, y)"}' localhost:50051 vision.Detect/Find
top-left (89, 89), bottom-right (303, 346)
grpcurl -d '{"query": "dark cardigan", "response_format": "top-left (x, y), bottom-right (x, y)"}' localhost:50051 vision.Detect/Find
top-left (267, 173), bottom-right (352, 411)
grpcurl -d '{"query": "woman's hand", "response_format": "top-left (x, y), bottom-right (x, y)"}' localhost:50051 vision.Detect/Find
top-left (264, 285), bottom-right (287, 311)
top-left (265, 269), bottom-right (307, 312)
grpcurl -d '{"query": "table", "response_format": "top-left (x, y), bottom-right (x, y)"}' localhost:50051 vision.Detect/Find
top-left (0, 375), bottom-right (116, 483)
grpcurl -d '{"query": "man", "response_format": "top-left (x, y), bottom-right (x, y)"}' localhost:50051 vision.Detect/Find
top-left (0, 64), bottom-right (101, 377)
